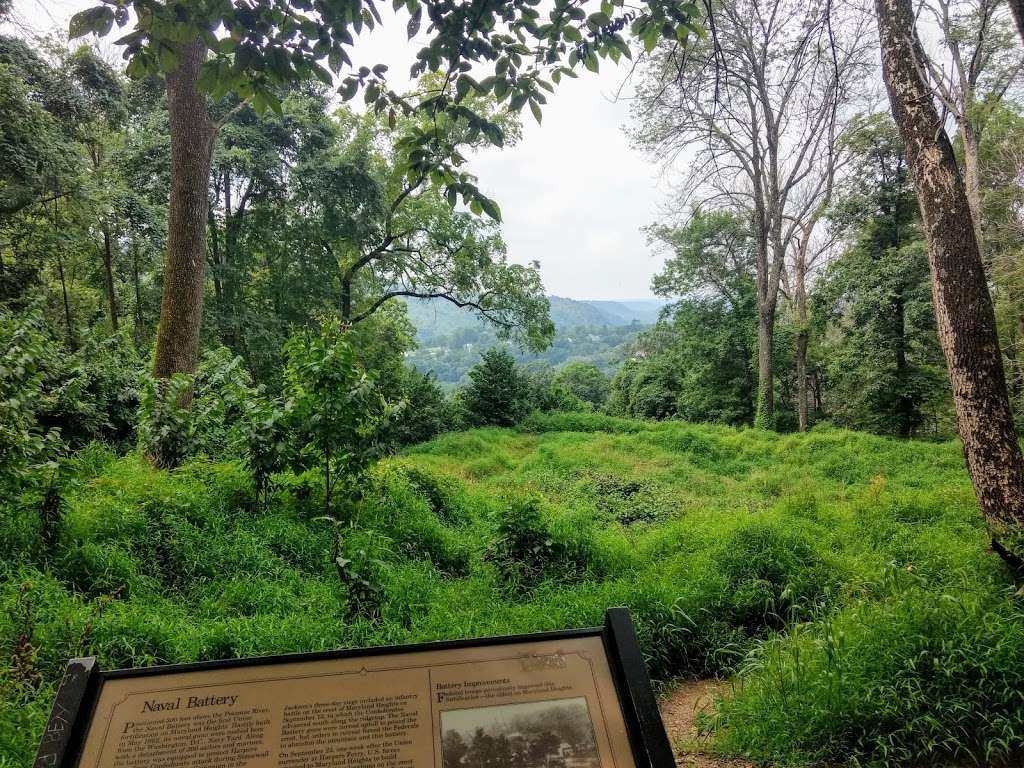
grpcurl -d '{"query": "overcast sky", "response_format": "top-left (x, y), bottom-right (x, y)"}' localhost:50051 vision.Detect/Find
top-left (5, 0), bottom-right (671, 300)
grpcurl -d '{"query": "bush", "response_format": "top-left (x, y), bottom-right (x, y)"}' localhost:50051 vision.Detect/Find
top-left (484, 496), bottom-right (594, 593)
top-left (710, 519), bottom-right (843, 631)
top-left (712, 580), bottom-right (1024, 766)
top-left (383, 368), bottom-right (460, 448)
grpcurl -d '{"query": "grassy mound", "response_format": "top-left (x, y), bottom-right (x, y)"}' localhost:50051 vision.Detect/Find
top-left (2, 414), bottom-right (1021, 766)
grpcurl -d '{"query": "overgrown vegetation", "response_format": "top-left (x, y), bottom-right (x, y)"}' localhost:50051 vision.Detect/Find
top-left (3, 414), bottom-right (1021, 766)
top-left (3, 0), bottom-right (1024, 765)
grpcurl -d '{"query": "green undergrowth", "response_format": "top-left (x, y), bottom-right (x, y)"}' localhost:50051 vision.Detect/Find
top-left (2, 412), bottom-right (1020, 766)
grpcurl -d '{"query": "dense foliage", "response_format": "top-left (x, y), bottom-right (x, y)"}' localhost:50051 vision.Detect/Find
top-left (3, 1), bottom-right (1024, 765)
top-left (3, 416), bottom-right (1021, 766)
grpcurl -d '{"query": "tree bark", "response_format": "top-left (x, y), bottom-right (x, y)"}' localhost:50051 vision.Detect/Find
top-left (877, 0), bottom-right (1024, 569)
top-left (1008, 0), bottom-right (1024, 47)
top-left (757, 304), bottom-right (776, 426)
top-left (795, 258), bottom-right (809, 432)
top-left (152, 38), bottom-right (216, 382)
top-left (753, 195), bottom-right (777, 428)
top-left (340, 274), bottom-right (353, 322)
top-left (961, 120), bottom-right (984, 252)
top-left (101, 228), bottom-right (119, 331)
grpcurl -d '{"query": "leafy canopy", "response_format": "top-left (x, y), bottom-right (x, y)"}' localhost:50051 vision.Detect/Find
top-left (71, 0), bottom-right (703, 216)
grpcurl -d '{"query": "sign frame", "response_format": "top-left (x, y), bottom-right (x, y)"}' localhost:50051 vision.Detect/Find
top-left (34, 607), bottom-right (674, 768)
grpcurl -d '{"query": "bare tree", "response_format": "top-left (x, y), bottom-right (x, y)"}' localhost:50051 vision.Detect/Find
top-left (918, 0), bottom-right (1023, 250)
top-left (877, 0), bottom-right (1024, 571)
top-left (630, 0), bottom-right (872, 426)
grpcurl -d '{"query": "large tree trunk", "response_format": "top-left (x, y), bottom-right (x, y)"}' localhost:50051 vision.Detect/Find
top-left (1009, 0), bottom-right (1024, 47)
top-left (101, 228), bottom-right (119, 332)
top-left (340, 274), bottom-right (353, 321)
top-left (152, 38), bottom-right (216, 382)
top-left (877, 0), bottom-right (1024, 569)
top-left (753, 197), bottom-right (776, 428)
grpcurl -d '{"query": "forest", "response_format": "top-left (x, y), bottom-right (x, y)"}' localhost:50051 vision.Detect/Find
top-left (2, 0), bottom-right (1024, 765)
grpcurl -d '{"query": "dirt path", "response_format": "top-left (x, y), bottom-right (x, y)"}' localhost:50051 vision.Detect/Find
top-left (658, 680), bottom-right (755, 768)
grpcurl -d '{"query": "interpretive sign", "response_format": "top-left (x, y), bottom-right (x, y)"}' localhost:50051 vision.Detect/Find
top-left (34, 607), bottom-right (673, 768)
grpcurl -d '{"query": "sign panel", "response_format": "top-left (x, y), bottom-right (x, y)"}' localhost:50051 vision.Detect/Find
top-left (35, 608), bottom-right (674, 768)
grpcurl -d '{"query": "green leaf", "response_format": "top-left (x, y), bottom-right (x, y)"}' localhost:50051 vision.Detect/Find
top-left (157, 46), bottom-right (179, 74)
top-left (263, 89), bottom-right (283, 117)
top-left (643, 27), bottom-right (659, 53)
top-left (407, 6), bottom-right (422, 39)
top-left (125, 55), bottom-right (151, 80)
top-left (311, 62), bottom-right (334, 85)
top-left (340, 79), bottom-right (359, 101)
top-left (480, 197), bottom-right (502, 222)
top-left (483, 123), bottom-right (504, 147)
top-left (529, 98), bottom-right (542, 125)
top-left (69, 6), bottom-right (114, 39)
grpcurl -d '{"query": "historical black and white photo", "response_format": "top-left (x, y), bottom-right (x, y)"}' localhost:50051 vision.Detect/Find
top-left (441, 697), bottom-right (600, 768)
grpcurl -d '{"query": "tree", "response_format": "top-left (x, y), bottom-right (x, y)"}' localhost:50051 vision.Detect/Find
top-left (555, 361), bottom-right (610, 407)
top-left (978, 105), bottom-right (1024, 421)
top-left (462, 347), bottom-right (530, 426)
top-left (0, 37), bottom-right (81, 222)
top-left (618, 209), bottom-right (757, 424)
top-left (815, 114), bottom-right (949, 437)
top-left (302, 107), bottom-right (553, 352)
top-left (282, 318), bottom-right (393, 514)
top-left (72, 0), bottom-right (702, 385)
top-left (631, 0), bottom-right (870, 427)
top-left (65, 46), bottom-right (130, 333)
top-left (876, 0), bottom-right (1024, 569)
top-left (442, 731), bottom-right (469, 768)
top-left (521, 361), bottom-right (584, 411)
top-left (917, 0), bottom-right (1023, 250)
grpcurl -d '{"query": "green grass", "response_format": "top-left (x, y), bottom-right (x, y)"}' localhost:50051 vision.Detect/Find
top-left (2, 413), bottom-right (1021, 766)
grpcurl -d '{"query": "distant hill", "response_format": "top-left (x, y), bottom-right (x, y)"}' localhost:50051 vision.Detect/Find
top-left (584, 299), bottom-right (667, 326)
top-left (404, 296), bottom-right (667, 343)
top-left (401, 296), bottom-right (667, 386)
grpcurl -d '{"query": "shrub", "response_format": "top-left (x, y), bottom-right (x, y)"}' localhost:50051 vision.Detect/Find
top-left (712, 581), bottom-right (1024, 766)
top-left (484, 496), bottom-right (593, 593)
top-left (280, 319), bottom-right (395, 516)
top-left (138, 349), bottom-right (264, 469)
top-left (710, 519), bottom-right (842, 631)
top-left (383, 368), bottom-right (460, 447)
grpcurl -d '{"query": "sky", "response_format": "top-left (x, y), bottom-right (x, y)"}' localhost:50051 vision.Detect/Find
top-left (5, 0), bottom-right (672, 300)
